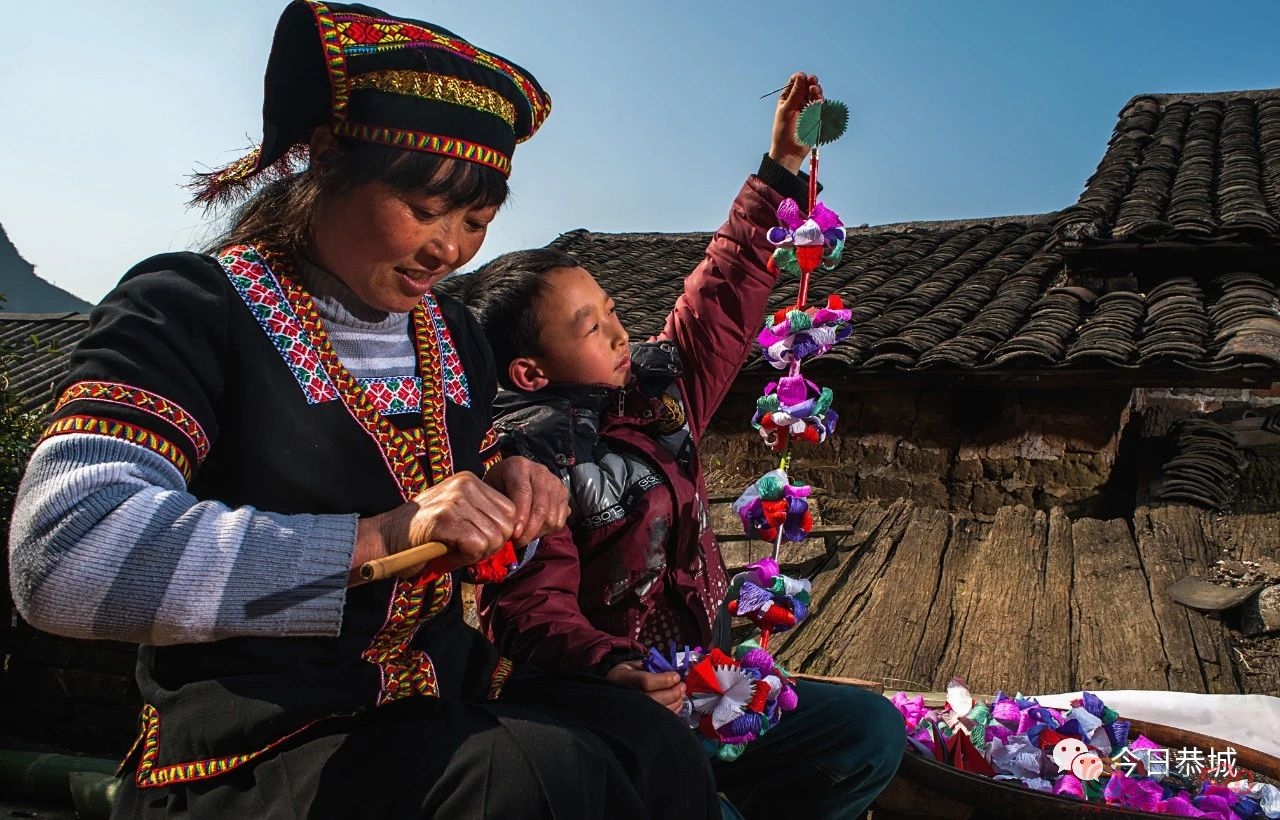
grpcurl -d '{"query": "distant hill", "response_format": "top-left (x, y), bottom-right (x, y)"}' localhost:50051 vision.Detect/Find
top-left (0, 223), bottom-right (94, 314)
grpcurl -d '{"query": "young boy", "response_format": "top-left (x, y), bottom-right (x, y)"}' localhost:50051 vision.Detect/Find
top-left (462, 74), bottom-right (904, 819)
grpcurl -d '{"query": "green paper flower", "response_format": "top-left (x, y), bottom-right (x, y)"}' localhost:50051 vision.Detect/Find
top-left (788, 309), bottom-right (813, 332)
top-left (795, 99), bottom-right (850, 147)
top-left (756, 394), bottom-right (781, 413)
top-left (757, 474), bottom-right (784, 499)
top-left (771, 247), bottom-right (801, 276)
top-left (815, 387), bottom-right (834, 415)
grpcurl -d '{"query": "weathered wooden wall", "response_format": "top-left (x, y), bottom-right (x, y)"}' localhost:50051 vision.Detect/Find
top-left (706, 382), bottom-right (1280, 698)
top-left (761, 500), bottom-right (1266, 696)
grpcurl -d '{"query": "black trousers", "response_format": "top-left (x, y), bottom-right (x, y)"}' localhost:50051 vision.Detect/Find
top-left (113, 675), bottom-right (719, 820)
top-left (714, 680), bottom-right (905, 819)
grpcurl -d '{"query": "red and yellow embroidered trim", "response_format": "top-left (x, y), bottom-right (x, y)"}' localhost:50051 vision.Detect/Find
top-left (411, 303), bottom-right (455, 484)
top-left (477, 427), bottom-right (502, 475)
top-left (41, 416), bottom-right (192, 482)
top-left (219, 245), bottom-right (341, 404)
top-left (306, 1), bottom-right (352, 123)
top-left (255, 248), bottom-right (457, 708)
top-left (271, 267), bottom-right (433, 494)
top-left (131, 704), bottom-right (327, 788)
top-left (361, 573), bottom-right (454, 705)
top-left (55, 381), bottom-right (210, 463)
top-left (486, 657), bottom-right (514, 701)
top-left (330, 12), bottom-right (550, 137)
top-left (350, 70), bottom-right (516, 128)
top-left (331, 121), bottom-right (510, 175)
top-left (424, 294), bottom-right (471, 407)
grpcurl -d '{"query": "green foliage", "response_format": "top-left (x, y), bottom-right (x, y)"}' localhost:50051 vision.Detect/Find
top-left (0, 374), bottom-right (42, 539)
top-left (0, 297), bottom-right (48, 541)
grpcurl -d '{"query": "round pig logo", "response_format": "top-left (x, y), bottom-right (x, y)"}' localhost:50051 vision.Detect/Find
top-left (1052, 738), bottom-right (1105, 781)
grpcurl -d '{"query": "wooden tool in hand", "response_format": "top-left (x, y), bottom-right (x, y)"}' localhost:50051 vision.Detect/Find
top-left (359, 541), bottom-right (449, 582)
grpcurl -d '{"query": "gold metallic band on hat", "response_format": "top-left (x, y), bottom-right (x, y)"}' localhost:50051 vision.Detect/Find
top-left (349, 70), bottom-right (517, 129)
top-left (331, 120), bottom-right (512, 176)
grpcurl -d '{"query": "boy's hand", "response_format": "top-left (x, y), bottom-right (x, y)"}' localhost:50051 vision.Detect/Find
top-left (770, 72), bottom-right (824, 174)
top-left (606, 660), bottom-right (686, 714)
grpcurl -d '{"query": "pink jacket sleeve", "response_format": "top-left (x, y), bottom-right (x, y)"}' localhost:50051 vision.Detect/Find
top-left (656, 175), bottom-right (784, 441)
top-left (477, 527), bottom-right (642, 673)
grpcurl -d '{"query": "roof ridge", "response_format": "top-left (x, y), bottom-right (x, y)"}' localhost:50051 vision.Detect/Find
top-left (846, 212), bottom-right (1060, 234)
top-left (1120, 87), bottom-right (1280, 108)
top-left (541, 213), bottom-right (1062, 247)
top-left (0, 311), bottom-right (89, 322)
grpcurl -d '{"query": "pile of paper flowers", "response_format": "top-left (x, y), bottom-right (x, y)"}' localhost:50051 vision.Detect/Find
top-left (892, 680), bottom-right (1280, 819)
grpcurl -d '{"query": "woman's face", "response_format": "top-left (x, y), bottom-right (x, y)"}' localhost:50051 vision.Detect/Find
top-left (309, 178), bottom-right (498, 313)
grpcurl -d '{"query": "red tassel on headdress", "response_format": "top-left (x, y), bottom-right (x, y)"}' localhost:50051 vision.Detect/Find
top-left (186, 143), bottom-right (311, 211)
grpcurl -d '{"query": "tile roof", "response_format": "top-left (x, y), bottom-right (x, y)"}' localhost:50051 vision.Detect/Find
top-left (0, 312), bottom-right (88, 414)
top-left (1057, 89), bottom-right (1280, 248)
top-left (441, 214), bottom-right (1280, 384)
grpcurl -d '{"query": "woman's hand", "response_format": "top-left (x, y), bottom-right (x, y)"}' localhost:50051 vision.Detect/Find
top-left (482, 455), bottom-right (570, 546)
top-left (606, 660), bottom-right (687, 715)
top-left (352, 471), bottom-right (519, 582)
top-left (769, 72), bottom-right (824, 174)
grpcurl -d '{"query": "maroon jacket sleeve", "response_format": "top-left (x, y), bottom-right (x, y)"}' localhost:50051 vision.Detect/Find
top-left (477, 527), bottom-right (642, 672)
top-left (656, 175), bottom-right (784, 441)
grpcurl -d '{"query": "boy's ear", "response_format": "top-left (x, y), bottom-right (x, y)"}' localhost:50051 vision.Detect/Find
top-left (508, 356), bottom-right (549, 392)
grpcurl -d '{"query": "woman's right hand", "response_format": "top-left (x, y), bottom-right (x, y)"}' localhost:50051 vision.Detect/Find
top-left (351, 471), bottom-right (518, 583)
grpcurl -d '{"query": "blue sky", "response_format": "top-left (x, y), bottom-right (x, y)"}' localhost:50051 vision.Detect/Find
top-left (2, 1), bottom-right (1278, 304)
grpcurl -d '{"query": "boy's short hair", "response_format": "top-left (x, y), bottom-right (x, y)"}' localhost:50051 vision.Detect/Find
top-left (463, 248), bottom-right (583, 389)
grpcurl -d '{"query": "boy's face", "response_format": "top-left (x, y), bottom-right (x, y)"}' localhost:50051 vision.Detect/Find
top-left (527, 266), bottom-right (631, 389)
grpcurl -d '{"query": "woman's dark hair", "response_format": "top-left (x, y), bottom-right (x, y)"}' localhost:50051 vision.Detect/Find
top-left (207, 137), bottom-right (509, 255)
top-left (463, 248), bottom-right (583, 390)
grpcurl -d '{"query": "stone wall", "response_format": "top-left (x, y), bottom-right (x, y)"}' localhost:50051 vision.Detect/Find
top-left (1137, 386), bottom-right (1280, 438)
top-left (701, 385), bottom-right (1134, 518)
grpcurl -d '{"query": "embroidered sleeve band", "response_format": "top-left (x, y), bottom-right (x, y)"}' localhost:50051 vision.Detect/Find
top-left (55, 381), bottom-right (211, 462)
top-left (41, 416), bottom-right (193, 483)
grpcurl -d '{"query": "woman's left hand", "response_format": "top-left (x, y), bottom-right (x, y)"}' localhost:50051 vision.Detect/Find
top-left (483, 456), bottom-right (570, 546)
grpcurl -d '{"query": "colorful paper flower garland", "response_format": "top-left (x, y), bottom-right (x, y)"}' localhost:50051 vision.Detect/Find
top-left (891, 680), bottom-right (1280, 819)
top-left (642, 99), bottom-right (852, 761)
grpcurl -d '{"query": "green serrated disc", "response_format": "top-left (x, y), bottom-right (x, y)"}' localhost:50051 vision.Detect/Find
top-left (795, 100), bottom-right (851, 147)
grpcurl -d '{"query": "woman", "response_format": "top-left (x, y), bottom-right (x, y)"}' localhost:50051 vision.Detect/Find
top-left (7, 2), bottom-right (717, 817)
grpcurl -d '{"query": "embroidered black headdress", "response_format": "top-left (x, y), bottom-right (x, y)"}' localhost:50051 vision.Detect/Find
top-left (192, 0), bottom-right (551, 205)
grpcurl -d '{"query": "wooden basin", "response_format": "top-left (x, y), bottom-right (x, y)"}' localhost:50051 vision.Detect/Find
top-left (872, 715), bottom-right (1280, 820)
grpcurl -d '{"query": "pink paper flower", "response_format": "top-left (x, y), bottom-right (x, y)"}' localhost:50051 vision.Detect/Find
top-left (1103, 771), bottom-right (1162, 813)
top-left (891, 692), bottom-right (930, 731)
top-left (1052, 773), bottom-right (1085, 800)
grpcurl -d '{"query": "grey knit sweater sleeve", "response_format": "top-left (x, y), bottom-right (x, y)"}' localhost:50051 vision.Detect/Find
top-left (9, 434), bottom-right (356, 646)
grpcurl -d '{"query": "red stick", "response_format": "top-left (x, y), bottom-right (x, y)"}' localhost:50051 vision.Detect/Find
top-left (797, 146), bottom-right (819, 310)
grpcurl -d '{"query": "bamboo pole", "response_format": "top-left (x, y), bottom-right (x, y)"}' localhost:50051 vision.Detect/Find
top-left (359, 541), bottom-right (449, 582)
